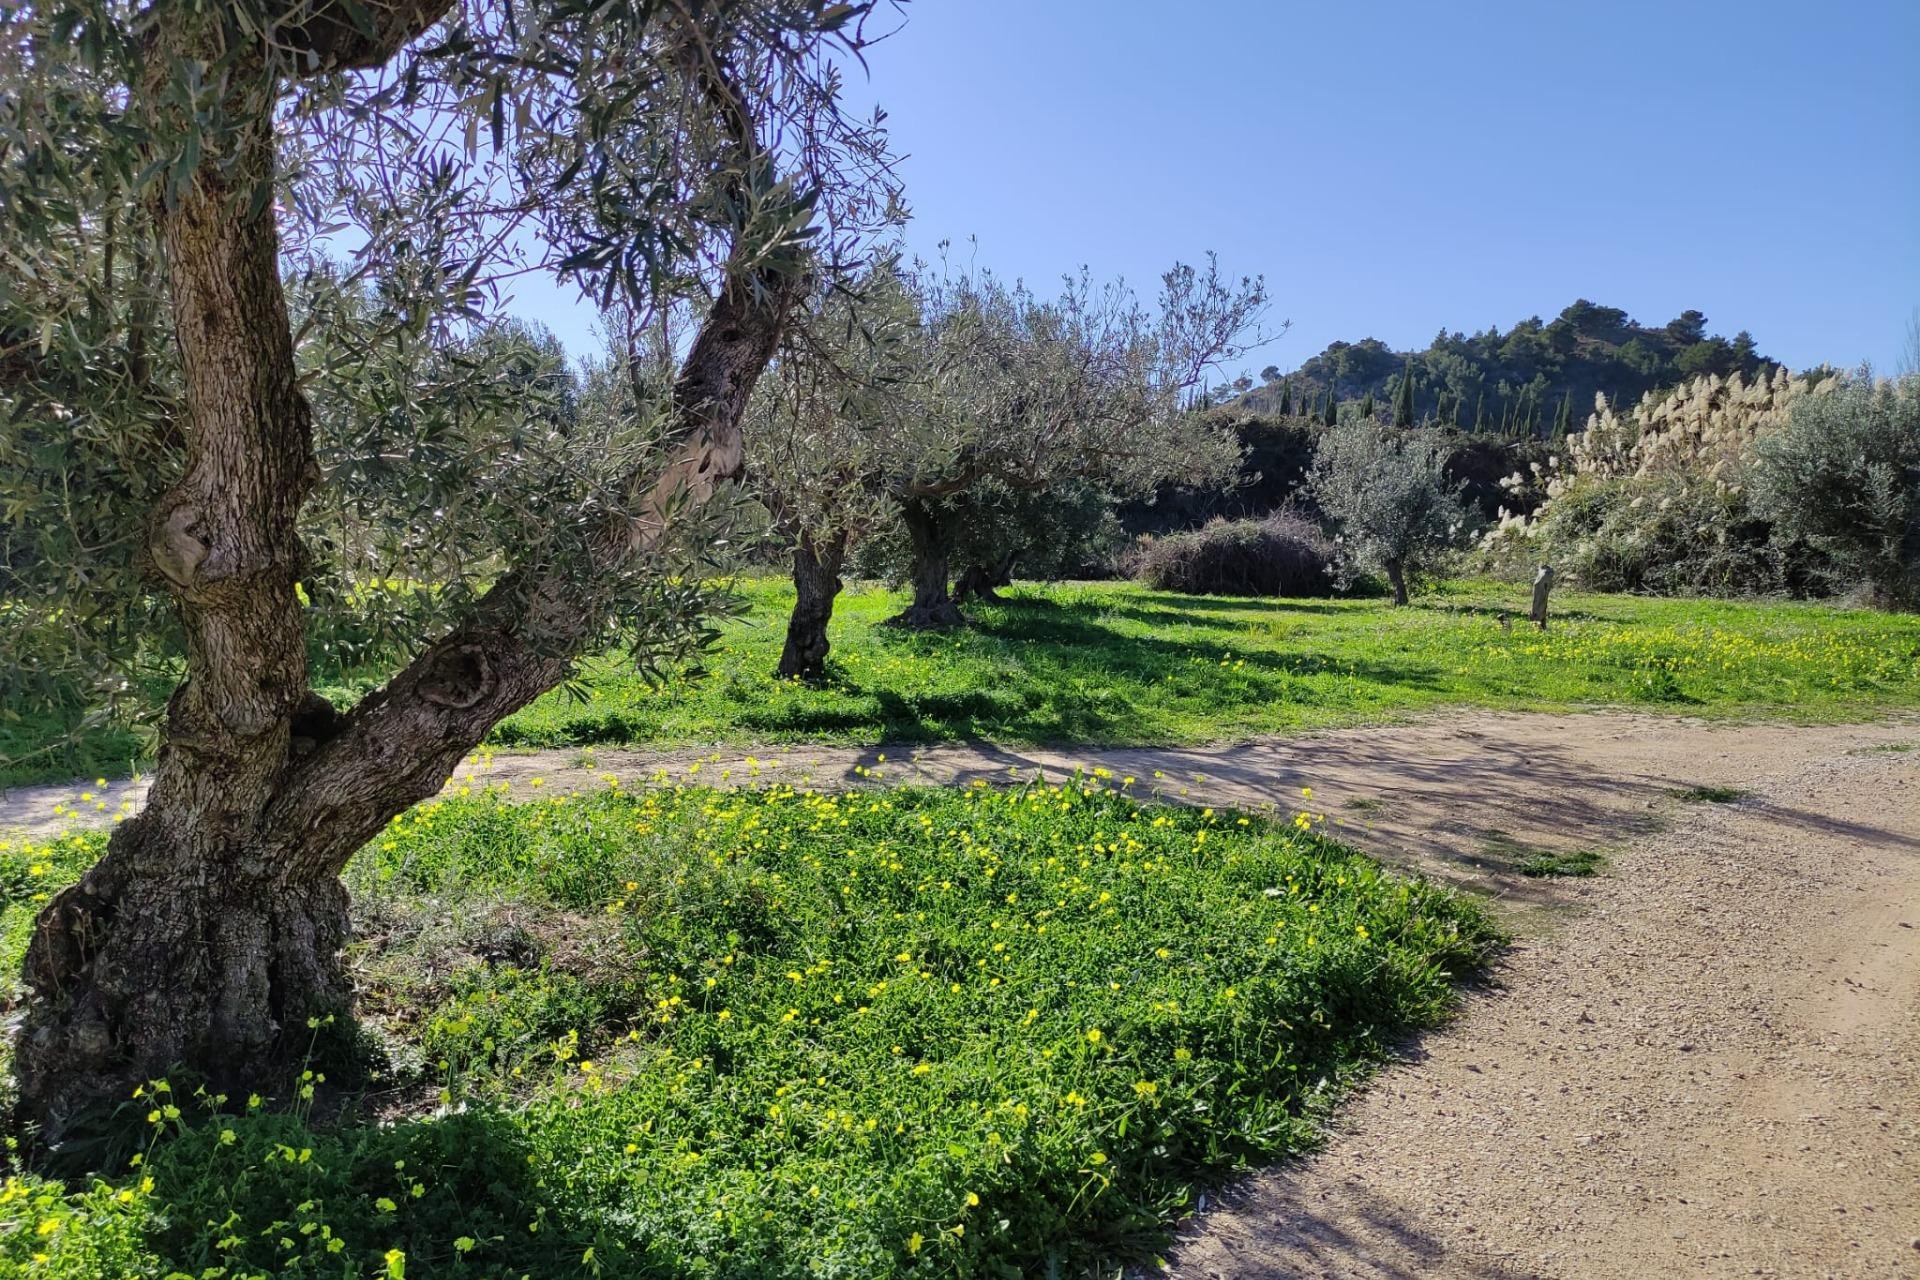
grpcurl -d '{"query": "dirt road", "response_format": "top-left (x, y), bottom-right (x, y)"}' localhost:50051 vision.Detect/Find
top-left (7, 712), bottom-right (1918, 1277)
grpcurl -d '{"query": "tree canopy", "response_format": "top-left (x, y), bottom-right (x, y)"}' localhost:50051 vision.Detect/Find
top-left (1236, 299), bottom-right (1781, 437)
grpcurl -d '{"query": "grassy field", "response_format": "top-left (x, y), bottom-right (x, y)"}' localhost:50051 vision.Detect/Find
top-left (1, 779), bottom-right (1496, 1277)
top-left (6, 578), bottom-right (1917, 788)
top-left (486, 578), bottom-right (1920, 751)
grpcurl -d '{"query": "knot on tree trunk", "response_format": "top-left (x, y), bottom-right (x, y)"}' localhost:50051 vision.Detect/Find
top-left (420, 641), bottom-right (494, 710)
top-left (147, 500), bottom-right (209, 590)
top-left (25, 863), bottom-right (123, 1006)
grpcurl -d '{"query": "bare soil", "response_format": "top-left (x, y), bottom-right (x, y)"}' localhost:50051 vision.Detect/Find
top-left (8, 711), bottom-right (1918, 1277)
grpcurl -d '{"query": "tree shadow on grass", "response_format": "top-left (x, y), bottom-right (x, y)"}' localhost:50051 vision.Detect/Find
top-left (1164, 982), bottom-right (1539, 1280)
top-left (804, 600), bottom-right (1458, 745)
top-left (1118, 589), bottom-right (1388, 614)
top-left (1057, 599), bottom-right (1347, 634)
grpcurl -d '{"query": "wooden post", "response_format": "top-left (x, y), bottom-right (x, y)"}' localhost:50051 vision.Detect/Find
top-left (1530, 564), bottom-right (1555, 630)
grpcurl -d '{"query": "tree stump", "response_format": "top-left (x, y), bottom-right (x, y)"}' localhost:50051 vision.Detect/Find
top-left (1530, 564), bottom-right (1555, 630)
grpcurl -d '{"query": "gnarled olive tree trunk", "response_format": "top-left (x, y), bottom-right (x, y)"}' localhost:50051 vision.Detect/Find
top-left (886, 497), bottom-right (965, 629)
top-left (16, 78), bottom-right (796, 1140)
top-left (777, 532), bottom-right (847, 680)
top-left (953, 549), bottom-right (1018, 604)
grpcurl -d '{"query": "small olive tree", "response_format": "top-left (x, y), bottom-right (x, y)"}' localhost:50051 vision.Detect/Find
top-left (743, 267), bottom-right (927, 678)
top-left (1311, 422), bottom-right (1473, 604)
top-left (741, 256), bottom-right (1261, 669)
top-left (1752, 370), bottom-right (1920, 609)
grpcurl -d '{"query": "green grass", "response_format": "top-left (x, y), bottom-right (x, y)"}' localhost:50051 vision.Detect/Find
top-left (1669, 785), bottom-right (1748, 804)
top-left (5, 578), bottom-right (1917, 787)
top-left (488, 578), bottom-right (1920, 754)
top-left (1479, 830), bottom-right (1604, 878)
top-left (0, 716), bottom-right (148, 791)
top-left (1513, 849), bottom-right (1604, 878)
top-left (1, 779), bottom-right (1498, 1278)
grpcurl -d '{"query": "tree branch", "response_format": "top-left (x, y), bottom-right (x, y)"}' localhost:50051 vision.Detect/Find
top-left (269, 263), bottom-right (805, 873)
top-left (272, 0), bottom-right (458, 74)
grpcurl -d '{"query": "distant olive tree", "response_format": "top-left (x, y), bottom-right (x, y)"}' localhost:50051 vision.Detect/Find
top-left (742, 258), bottom-right (1257, 671)
top-left (743, 267), bottom-right (928, 678)
top-left (1311, 422), bottom-right (1473, 604)
top-left (1752, 371), bottom-right (1920, 609)
top-left (858, 476), bottom-right (1125, 606)
top-left (880, 258), bottom-right (1264, 628)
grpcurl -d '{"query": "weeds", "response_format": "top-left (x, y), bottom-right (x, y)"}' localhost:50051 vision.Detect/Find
top-left (1, 778), bottom-right (1500, 1276)
top-left (1481, 831), bottom-right (1604, 878)
top-left (1515, 850), bottom-right (1604, 878)
top-left (1670, 785), bottom-right (1747, 804)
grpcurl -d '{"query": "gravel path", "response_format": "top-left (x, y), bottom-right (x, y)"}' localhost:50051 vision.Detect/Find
top-left (7, 712), bottom-right (1918, 1277)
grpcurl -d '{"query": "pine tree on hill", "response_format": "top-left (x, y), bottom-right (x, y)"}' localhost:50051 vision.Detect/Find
top-left (1229, 301), bottom-right (1779, 433)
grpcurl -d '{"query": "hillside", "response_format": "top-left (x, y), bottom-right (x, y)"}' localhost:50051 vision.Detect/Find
top-left (1230, 300), bottom-right (1781, 435)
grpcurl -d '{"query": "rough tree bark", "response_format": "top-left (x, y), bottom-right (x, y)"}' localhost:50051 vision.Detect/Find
top-left (1384, 557), bottom-right (1410, 606)
top-left (886, 498), bottom-right (966, 629)
top-left (777, 533), bottom-right (847, 680)
top-left (16, 12), bottom-right (800, 1138)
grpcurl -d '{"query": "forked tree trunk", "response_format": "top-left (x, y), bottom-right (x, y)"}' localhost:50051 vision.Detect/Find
top-left (1385, 557), bottom-right (1410, 606)
top-left (777, 534), bottom-right (847, 680)
top-left (886, 498), bottom-right (965, 629)
top-left (953, 548), bottom-right (1018, 604)
top-left (14, 82), bottom-right (346, 1137)
top-left (16, 48), bottom-right (797, 1135)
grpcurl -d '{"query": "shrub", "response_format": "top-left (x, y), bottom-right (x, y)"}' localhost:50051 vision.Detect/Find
top-left (1752, 372), bottom-right (1920, 609)
top-left (1497, 473), bottom-right (1811, 597)
top-left (1132, 513), bottom-right (1336, 597)
top-left (1310, 423), bottom-right (1473, 604)
top-left (1478, 370), bottom-right (1837, 598)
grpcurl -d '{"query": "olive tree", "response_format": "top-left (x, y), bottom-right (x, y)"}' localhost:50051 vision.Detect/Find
top-left (1311, 421), bottom-right (1472, 604)
top-left (743, 256), bottom-right (1260, 670)
top-left (0, 0), bottom-right (896, 1135)
top-left (881, 258), bottom-right (1263, 628)
top-left (743, 265), bottom-right (926, 678)
top-left (1752, 371), bottom-right (1920, 609)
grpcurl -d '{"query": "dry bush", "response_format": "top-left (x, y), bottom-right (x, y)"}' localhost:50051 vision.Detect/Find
top-left (1133, 512), bottom-right (1336, 597)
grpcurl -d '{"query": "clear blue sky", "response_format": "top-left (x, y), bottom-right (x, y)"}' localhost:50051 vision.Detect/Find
top-left (514, 0), bottom-right (1919, 375)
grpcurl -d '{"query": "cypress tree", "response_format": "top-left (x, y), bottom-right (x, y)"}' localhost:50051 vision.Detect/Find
top-left (1390, 358), bottom-right (1420, 427)
top-left (1322, 388), bottom-right (1338, 428)
top-left (1359, 390), bottom-right (1375, 419)
top-left (1473, 390), bottom-right (1486, 433)
top-left (1277, 378), bottom-right (1293, 417)
top-left (1553, 390), bottom-right (1573, 439)
top-left (1393, 358), bottom-right (1416, 428)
